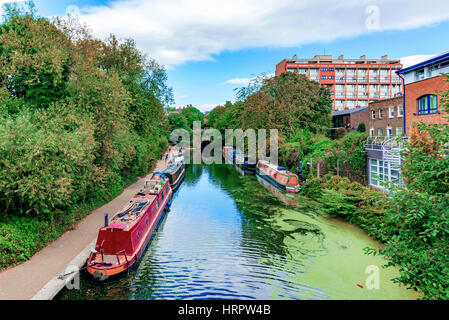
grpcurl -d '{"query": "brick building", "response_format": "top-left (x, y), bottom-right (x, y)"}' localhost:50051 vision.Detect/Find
top-left (368, 96), bottom-right (404, 137)
top-left (365, 51), bottom-right (449, 191)
top-left (332, 106), bottom-right (369, 131)
top-left (276, 54), bottom-right (402, 111)
top-left (396, 52), bottom-right (449, 136)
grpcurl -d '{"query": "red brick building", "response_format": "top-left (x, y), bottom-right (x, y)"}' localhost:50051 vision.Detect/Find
top-left (276, 54), bottom-right (402, 111)
top-left (396, 52), bottom-right (449, 136)
top-left (368, 96), bottom-right (404, 137)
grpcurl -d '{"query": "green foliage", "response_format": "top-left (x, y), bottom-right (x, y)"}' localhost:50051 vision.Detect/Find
top-left (301, 75), bottom-right (449, 299)
top-left (357, 122), bottom-right (366, 133)
top-left (0, 9), bottom-right (172, 269)
top-left (181, 106), bottom-right (204, 128)
top-left (362, 74), bottom-right (449, 299)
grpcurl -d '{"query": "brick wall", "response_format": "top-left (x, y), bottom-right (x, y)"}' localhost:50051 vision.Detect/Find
top-left (368, 96), bottom-right (404, 136)
top-left (404, 75), bottom-right (449, 135)
top-left (350, 108), bottom-right (370, 130)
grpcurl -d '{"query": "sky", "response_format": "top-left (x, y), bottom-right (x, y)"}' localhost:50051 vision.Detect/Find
top-left (3, 0), bottom-right (449, 112)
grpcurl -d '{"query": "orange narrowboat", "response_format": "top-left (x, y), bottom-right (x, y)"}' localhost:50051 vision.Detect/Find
top-left (256, 160), bottom-right (300, 193)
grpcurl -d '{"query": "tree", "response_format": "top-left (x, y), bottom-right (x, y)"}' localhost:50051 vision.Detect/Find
top-left (181, 106), bottom-right (204, 128)
top-left (357, 122), bottom-right (366, 133)
top-left (239, 72), bottom-right (332, 136)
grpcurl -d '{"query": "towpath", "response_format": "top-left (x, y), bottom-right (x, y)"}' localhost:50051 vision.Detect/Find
top-left (0, 147), bottom-right (180, 300)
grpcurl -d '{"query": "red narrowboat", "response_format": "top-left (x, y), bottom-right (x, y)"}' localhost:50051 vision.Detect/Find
top-left (256, 160), bottom-right (300, 193)
top-left (87, 172), bottom-right (172, 281)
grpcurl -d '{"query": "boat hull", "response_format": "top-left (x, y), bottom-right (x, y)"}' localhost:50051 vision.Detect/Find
top-left (256, 166), bottom-right (300, 193)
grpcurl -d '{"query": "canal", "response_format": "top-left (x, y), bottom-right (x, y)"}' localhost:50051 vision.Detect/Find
top-left (57, 163), bottom-right (418, 300)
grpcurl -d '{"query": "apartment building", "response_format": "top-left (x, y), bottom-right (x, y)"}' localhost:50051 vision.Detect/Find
top-left (396, 51), bottom-right (449, 136)
top-left (368, 96), bottom-right (404, 137)
top-left (276, 54), bottom-right (403, 111)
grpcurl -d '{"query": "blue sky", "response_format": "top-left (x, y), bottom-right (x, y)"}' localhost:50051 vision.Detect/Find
top-left (6, 0), bottom-right (449, 111)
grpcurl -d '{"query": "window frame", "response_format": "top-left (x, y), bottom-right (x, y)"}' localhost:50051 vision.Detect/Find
top-left (417, 94), bottom-right (438, 115)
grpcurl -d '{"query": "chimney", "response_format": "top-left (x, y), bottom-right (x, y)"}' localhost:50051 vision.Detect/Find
top-left (381, 55), bottom-right (388, 60)
top-left (360, 55), bottom-right (366, 60)
top-left (338, 55), bottom-right (344, 60)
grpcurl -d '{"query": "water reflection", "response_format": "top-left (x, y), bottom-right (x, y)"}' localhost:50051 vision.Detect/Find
top-left (57, 163), bottom-right (419, 300)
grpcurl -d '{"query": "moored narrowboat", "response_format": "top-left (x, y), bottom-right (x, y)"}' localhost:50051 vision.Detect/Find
top-left (256, 160), bottom-right (300, 193)
top-left (162, 158), bottom-right (186, 191)
top-left (87, 172), bottom-right (173, 281)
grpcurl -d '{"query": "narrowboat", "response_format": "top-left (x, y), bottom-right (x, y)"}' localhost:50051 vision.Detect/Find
top-left (87, 172), bottom-right (173, 281)
top-left (222, 146), bottom-right (235, 164)
top-left (162, 157), bottom-right (186, 191)
top-left (234, 149), bottom-right (256, 171)
top-left (256, 160), bottom-right (300, 193)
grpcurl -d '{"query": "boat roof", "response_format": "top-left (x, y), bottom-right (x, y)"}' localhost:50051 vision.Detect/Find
top-left (258, 160), bottom-right (298, 177)
top-left (108, 178), bottom-right (167, 231)
top-left (163, 161), bottom-right (183, 174)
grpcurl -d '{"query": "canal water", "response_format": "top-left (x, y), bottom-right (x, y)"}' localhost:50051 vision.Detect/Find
top-left (57, 164), bottom-right (418, 300)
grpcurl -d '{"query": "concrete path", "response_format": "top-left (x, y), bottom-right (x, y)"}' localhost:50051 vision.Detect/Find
top-left (0, 147), bottom-right (180, 300)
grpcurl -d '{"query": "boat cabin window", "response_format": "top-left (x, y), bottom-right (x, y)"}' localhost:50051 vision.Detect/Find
top-left (156, 199), bottom-right (159, 210)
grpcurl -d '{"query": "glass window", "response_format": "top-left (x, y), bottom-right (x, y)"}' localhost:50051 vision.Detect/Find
top-left (378, 109), bottom-right (383, 119)
top-left (377, 128), bottom-right (383, 136)
top-left (371, 110), bottom-right (376, 120)
top-left (389, 107), bottom-right (394, 118)
top-left (415, 69), bottom-right (425, 80)
top-left (418, 95), bottom-right (438, 115)
top-left (397, 105), bottom-right (403, 117)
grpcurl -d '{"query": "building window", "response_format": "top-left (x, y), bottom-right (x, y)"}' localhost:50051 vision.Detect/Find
top-left (371, 110), bottom-right (376, 120)
top-left (370, 128), bottom-right (374, 136)
top-left (321, 76), bottom-right (328, 79)
top-left (321, 68), bottom-right (328, 71)
top-left (329, 68), bottom-right (334, 71)
top-left (389, 107), bottom-right (394, 118)
top-left (377, 128), bottom-right (383, 136)
top-left (415, 69), bottom-right (425, 81)
top-left (397, 105), bottom-right (403, 117)
top-left (369, 159), bottom-right (403, 190)
top-left (378, 109), bottom-right (383, 119)
top-left (329, 76), bottom-right (334, 79)
top-left (396, 127), bottom-right (403, 136)
top-left (418, 95), bottom-right (438, 115)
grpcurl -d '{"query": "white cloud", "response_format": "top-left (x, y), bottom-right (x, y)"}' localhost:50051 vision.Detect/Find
top-left (225, 78), bottom-right (253, 86)
top-left (68, 0), bottom-right (449, 68)
top-left (195, 103), bottom-right (223, 113)
top-left (399, 54), bottom-right (438, 68)
top-left (225, 73), bottom-right (274, 86)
